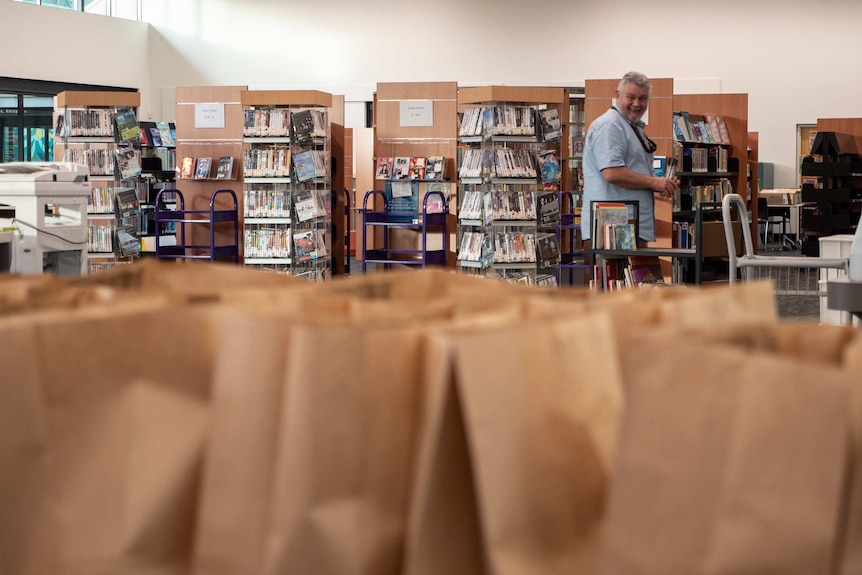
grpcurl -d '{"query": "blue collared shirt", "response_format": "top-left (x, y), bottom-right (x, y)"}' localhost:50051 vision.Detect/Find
top-left (582, 106), bottom-right (656, 241)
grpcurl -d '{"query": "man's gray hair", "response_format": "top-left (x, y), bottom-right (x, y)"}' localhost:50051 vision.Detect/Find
top-left (618, 71), bottom-right (651, 94)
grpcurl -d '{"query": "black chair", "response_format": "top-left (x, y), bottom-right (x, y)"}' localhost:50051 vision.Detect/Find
top-left (757, 197), bottom-right (787, 249)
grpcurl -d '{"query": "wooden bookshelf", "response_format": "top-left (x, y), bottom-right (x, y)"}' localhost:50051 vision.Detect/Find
top-left (370, 81), bottom-right (458, 267)
top-left (57, 91), bottom-right (140, 109)
top-left (673, 93), bottom-right (752, 254)
top-left (175, 86), bottom-right (247, 259)
top-left (456, 85), bottom-right (566, 285)
top-left (238, 88), bottom-right (335, 280)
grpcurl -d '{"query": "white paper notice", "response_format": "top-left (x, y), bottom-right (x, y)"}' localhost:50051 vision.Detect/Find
top-left (194, 103), bottom-right (225, 129)
top-left (391, 181), bottom-right (413, 198)
top-left (400, 100), bottom-right (433, 127)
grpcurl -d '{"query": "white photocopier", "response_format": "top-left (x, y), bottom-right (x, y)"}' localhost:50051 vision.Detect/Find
top-left (0, 162), bottom-right (90, 275)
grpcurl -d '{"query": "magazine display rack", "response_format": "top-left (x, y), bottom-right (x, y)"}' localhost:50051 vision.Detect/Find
top-left (456, 86), bottom-right (565, 286)
top-left (55, 90), bottom-right (142, 273)
top-left (154, 188), bottom-right (239, 263)
top-left (240, 90), bottom-right (333, 281)
top-left (361, 189), bottom-right (448, 272)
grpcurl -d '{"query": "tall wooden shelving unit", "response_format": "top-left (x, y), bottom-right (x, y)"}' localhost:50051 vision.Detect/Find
top-left (799, 117), bottom-right (862, 256)
top-left (174, 86), bottom-right (247, 262)
top-left (455, 85), bottom-right (566, 285)
top-left (55, 90), bottom-right (142, 273)
top-left (672, 93), bottom-right (750, 282)
top-left (368, 82), bottom-right (458, 268)
top-left (240, 89), bottom-right (334, 281)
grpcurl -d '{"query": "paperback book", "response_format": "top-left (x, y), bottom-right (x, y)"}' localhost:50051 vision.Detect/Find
top-left (293, 150), bottom-right (324, 182)
top-left (425, 156), bottom-right (446, 180)
top-left (536, 150), bottom-right (561, 185)
top-left (537, 108), bottom-right (562, 141)
top-left (179, 156), bottom-right (195, 179)
top-left (592, 202), bottom-right (631, 249)
top-left (114, 147), bottom-right (141, 180)
top-left (114, 110), bottom-right (140, 143)
top-left (375, 157), bottom-right (393, 179)
top-left (194, 157), bottom-right (212, 179)
top-left (216, 156), bottom-right (235, 180)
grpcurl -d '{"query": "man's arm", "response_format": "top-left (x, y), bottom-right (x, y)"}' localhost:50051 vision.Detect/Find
top-left (602, 166), bottom-right (679, 198)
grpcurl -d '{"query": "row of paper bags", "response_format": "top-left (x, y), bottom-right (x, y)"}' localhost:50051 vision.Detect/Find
top-left (1, 259), bottom-right (861, 575)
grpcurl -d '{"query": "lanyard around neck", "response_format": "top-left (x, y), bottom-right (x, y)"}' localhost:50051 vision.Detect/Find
top-left (611, 106), bottom-right (656, 154)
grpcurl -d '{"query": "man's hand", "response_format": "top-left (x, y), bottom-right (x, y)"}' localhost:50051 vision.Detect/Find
top-left (651, 176), bottom-right (680, 199)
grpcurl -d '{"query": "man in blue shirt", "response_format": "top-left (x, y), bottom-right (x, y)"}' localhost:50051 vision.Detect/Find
top-left (582, 71), bottom-right (679, 247)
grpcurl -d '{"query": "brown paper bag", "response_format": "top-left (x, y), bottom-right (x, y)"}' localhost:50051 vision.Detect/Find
top-left (260, 321), bottom-right (427, 575)
top-left (192, 311), bottom-right (294, 575)
top-left (63, 258), bottom-right (304, 301)
top-left (403, 333), bottom-right (485, 575)
top-left (405, 311), bottom-right (624, 575)
top-left (195, 298), bottom-right (496, 575)
top-left (0, 304), bottom-right (218, 575)
top-left (603, 331), bottom-right (850, 575)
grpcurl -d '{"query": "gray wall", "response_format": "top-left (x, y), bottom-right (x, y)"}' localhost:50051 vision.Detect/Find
top-left (3, 0), bottom-right (861, 187)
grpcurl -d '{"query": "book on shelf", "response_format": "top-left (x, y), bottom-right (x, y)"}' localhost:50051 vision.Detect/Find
top-left (408, 157), bottom-right (427, 180)
top-left (138, 125), bottom-right (151, 147)
top-left (425, 182), bottom-right (449, 214)
top-left (149, 126), bottom-right (163, 147)
top-left (293, 230), bottom-right (322, 262)
top-left (114, 147), bottom-right (141, 180)
top-left (714, 115), bottom-right (731, 145)
top-left (537, 108), bottom-right (562, 141)
top-left (115, 224), bottom-right (141, 258)
top-left (293, 188), bottom-right (326, 222)
top-left (216, 156), bottom-right (235, 180)
top-left (425, 156), bottom-right (446, 180)
top-left (375, 157), bottom-right (393, 179)
top-left (393, 156), bottom-right (411, 179)
top-left (293, 150), bottom-right (324, 182)
top-left (291, 109), bottom-right (326, 143)
top-left (536, 232), bottom-right (561, 267)
top-left (54, 113), bottom-right (68, 138)
top-left (194, 157), bottom-right (212, 179)
top-left (536, 150), bottom-right (561, 185)
top-left (114, 187), bottom-right (140, 219)
top-left (537, 191), bottom-right (560, 226)
top-left (592, 202), bottom-right (631, 249)
top-left (608, 223), bottom-right (636, 250)
top-left (114, 110), bottom-right (140, 143)
top-left (572, 136), bottom-right (584, 158)
top-left (156, 121), bottom-right (174, 147)
top-left (628, 255), bottom-right (665, 286)
top-left (179, 156), bottom-right (195, 179)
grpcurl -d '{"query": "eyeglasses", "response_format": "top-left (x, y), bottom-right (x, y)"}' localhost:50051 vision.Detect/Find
top-left (632, 122), bottom-right (657, 154)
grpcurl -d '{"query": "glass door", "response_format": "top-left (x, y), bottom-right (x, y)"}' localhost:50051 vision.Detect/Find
top-left (23, 94), bottom-right (55, 161)
top-left (0, 93), bottom-right (56, 162)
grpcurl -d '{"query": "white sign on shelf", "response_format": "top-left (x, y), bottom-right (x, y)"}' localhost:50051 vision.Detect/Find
top-left (400, 100), bottom-right (433, 127)
top-left (391, 181), bottom-right (413, 198)
top-left (194, 103), bottom-right (225, 129)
